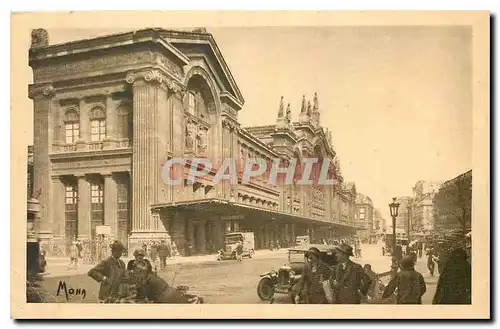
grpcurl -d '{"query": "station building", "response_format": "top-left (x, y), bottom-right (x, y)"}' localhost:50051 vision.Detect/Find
top-left (28, 28), bottom-right (358, 255)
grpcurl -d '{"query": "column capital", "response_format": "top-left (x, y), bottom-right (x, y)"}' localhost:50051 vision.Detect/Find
top-left (126, 68), bottom-right (185, 95)
top-left (28, 83), bottom-right (55, 99)
top-left (101, 171), bottom-right (113, 177)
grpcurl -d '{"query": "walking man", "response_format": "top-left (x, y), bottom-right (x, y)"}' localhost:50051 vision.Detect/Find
top-left (68, 241), bottom-right (79, 270)
top-left (235, 240), bottom-right (244, 262)
top-left (158, 240), bottom-right (169, 271)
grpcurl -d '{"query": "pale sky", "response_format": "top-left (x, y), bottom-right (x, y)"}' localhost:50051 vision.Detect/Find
top-left (26, 26), bottom-right (472, 220)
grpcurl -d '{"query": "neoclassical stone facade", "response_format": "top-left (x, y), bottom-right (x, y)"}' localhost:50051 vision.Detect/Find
top-left (29, 28), bottom-right (358, 256)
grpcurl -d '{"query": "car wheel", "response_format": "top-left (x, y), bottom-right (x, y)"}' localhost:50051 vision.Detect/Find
top-left (257, 278), bottom-right (275, 301)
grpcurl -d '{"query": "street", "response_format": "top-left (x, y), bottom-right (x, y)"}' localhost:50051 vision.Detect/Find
top-left (37, 244), bottom-right (437, 304)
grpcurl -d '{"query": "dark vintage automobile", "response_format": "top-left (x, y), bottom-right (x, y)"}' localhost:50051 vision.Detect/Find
top-left (256, 244), bottom-right (338, 303)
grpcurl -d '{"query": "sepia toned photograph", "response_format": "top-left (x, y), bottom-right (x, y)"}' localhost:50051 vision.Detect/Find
top-left (11, 11), bottom-right (490, 319)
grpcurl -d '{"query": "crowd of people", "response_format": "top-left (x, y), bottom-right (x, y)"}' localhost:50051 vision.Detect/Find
top-left (292, 234), bottom-right (472, 305)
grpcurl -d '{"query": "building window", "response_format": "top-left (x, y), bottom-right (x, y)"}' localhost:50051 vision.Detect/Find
top-left (116, 106), bottom-right (131, 140)
top-left (65, 184), bottom-right (78, 249)
top-left (90, 183), bottom-right (104, 238)
top-left (64, 109), bottom-right (80, 144)
top-left (91, 119), bottom-right (106, 142)
top-left (89, 106), bottom-right (106, 142)
top-left (188, 92), bottom-right (196, 115)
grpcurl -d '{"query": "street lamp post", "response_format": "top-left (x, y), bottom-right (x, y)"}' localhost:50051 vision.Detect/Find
top-left (389, 197), bottom-right (400, 279)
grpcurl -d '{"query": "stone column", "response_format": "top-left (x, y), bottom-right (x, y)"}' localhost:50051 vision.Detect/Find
top-left (50, 176), bottom-right (66, 253)
top-left (126, 69), bottom-right (180, 254)
top-left (77, 98), bottom-right (89, 151)
top-left (197, 219), bottom-right (207, 254)
top-left (186, 220), bottom-right (194, 255)
top-left (103, 172), bottom-right (118, 239)
top-left (104, 96), bottom-right (117, 148)
top-left (29, 84), bottom-right (55, 247)
top-left (77, 174), bottom-right (91, 240)
top-left (128, 76), bottom-right (159, 232)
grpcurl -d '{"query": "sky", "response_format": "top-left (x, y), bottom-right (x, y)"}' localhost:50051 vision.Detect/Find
top-left (26, 26), bottom-right (472, 220)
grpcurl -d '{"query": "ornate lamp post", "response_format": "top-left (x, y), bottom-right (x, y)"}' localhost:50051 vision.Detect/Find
top-left (389, 197), bottom-right (400, 278)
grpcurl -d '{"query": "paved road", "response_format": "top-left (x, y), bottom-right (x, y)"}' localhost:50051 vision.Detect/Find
top-left (36, 244), bottom-right (438, 304)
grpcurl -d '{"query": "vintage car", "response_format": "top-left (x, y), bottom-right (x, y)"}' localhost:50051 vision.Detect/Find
top-left (217, 232), bottom-right (255, 260)
top-left (256, 244), bottom-right (338, 303)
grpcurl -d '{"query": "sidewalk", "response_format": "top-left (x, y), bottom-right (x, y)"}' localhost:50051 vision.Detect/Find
top-left (41, 248), bottom-right (288, 279)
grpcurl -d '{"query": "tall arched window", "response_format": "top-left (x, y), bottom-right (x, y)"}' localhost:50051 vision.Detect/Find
top-left (64, 109), bottom-right (80, 144)
top-left (89, 106), bottom-right (106, 142)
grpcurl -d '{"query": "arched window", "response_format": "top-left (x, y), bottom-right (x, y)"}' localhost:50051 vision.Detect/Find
top-left (89, 106), bottom-right (106, 142)
top-left (64, 109), bottom-right (80, 144)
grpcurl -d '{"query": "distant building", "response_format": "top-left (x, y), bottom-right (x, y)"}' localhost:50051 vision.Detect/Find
top-left (354, 193), bottom-right (373, 236)
top-left (395, 196), bottom-right (412, 232)
top-left (433, 170), bottom-right (472, 234)
top-left (372, 208), bottom-right (385, 233)
top-left (412, 180), bottom-right (443, 232)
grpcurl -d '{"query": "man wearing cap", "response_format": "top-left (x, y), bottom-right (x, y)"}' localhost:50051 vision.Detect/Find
top-left (88, 240), bottom-right (127, 302)
top-left (330, 243), bottom-right (372, 304)
top-left (295, 247), bottom-right (331, 304)
top-left (382, 255), bottom-right (426, 304)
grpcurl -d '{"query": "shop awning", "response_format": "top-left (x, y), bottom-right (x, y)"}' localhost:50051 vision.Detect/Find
top-left (151, 198), bottom-right (358, 233)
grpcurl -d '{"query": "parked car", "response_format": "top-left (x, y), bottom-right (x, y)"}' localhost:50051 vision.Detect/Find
top-left (217, 232), bottom-right (255, 260)
top-left (256, 244), bottom-right (337, 303)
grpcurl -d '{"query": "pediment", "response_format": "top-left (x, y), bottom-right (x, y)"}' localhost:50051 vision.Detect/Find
top-left (160, 30), bottom-right (245, 110)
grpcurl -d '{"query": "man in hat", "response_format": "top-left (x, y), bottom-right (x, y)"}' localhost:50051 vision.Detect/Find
top-left (295, 247), bottom-right (331, 304)
top-left (127, 248), bottom-right (153, 272)
top-left (330, 243), bottom-right (372, 304)
top-left (88, 240), bottom-right (127, 302)
top-left (382, 255), bottom-right (427, 304)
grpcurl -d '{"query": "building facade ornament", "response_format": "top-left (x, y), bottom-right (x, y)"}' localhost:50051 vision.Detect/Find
top-left (28, 84), bottom-right (55, 99)
top-left (30, 28), bottom-right (49, 48)
top-left (285, 103), bottom-right (292, 123)
top-left (126, 69), bottom-right (185, 94)
top-left (277, 96), bottom-right (284, 118)
top-left (300, 95), bottom-right (306, 113)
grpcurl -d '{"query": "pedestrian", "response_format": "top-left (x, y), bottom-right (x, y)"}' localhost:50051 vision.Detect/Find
top-left (382, 246), bottom-right (385, 256)
top-left (171, 241), bottom-right (179, 257)
top-left (76, 240), bottom-right (83, 259)
top-left (235, 240), bottom-right (244, 262)
top-left (68, 241), bottom-right (79, 270)
top-left (363, 264), bottom-right (378, 299)
top-left (330, 243), bottom-right (372, 304)
top-left (295, 247), bottom-right (331, 304)
top-left (418, 241), bottom-right (423, 258)
top-left (87, 240), bottom-right (127, 303)
top-left (158, 240), bottom-right (169, 271)
top-left (127, 248), bottom-right (153, 272)
top-left (382, 255), bottom-right (427, 304)
top-left (433, 248), bottom-right (471, 304)
top-left (393, 244), bottom-right (403, 264)
top-left (427, 249), bottom-right (436, 276)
